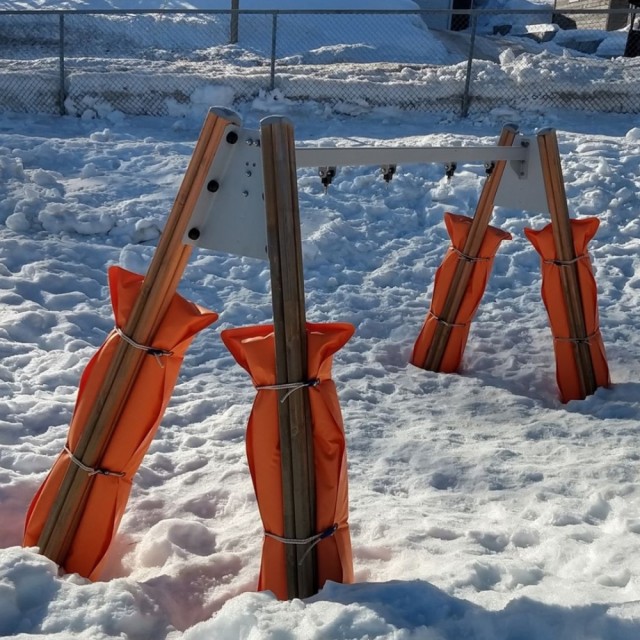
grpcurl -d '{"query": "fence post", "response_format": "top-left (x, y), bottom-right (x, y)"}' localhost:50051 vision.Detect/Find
top-left (461, 12), bottom-right (477, 118)
top-left (624, 8), bottom-right (639, 57)
top-left (230, 0), bottom-right (239, 44)
top-left (270, 12), bottom-right (278, 91)
top-left (58, 13), bottom-right (66, 115)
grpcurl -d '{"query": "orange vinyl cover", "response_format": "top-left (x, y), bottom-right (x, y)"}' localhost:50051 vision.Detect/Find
top-left (23, 266), bottom-right (218, 579)
top-left (221, 322), bottom-right (355, 600)
top-left (411, 212), bottom-right (512, 373)
top-left (524, 218), bottom-right (610, 402)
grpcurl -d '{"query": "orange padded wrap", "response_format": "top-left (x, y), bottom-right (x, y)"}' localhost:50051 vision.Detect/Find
top-left (23, 266), bottom-right (217, 579)
top-left (412, 212), bottom-right (511, 373)
top-left (524, 218), bottom-right (610, 402)
top-left (221, 322), bottom-right (355, 600)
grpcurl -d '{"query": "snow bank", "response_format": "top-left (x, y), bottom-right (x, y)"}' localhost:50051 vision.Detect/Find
top-left (184, 580), bottom-right (640, 640)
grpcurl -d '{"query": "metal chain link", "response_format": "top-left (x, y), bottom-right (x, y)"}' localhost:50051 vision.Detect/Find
top-left (0, 8), bottom-right (637, 117)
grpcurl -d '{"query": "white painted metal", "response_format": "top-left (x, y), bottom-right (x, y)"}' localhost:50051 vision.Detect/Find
top-left (185, 124), bottom-right (551, 260)
top-left (183, 125), bottom-right (268, 260)
top-left (295, 145), bottom-right (528, 168)
top-left (494, 134), bottom-right (550, 214)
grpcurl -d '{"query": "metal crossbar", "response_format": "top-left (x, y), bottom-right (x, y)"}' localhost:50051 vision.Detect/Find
top-left (295, 146), bottom-right (528, 169)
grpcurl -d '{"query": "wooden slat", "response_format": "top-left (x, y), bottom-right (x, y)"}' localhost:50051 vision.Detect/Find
top-left (38, 108), bottom-right (237, 564)
top-left (537, 128), bottom-right (597, 398)
top-left (261, 116), bottom-right (317, 599)
top-left (422, 124), bottom-right (518, 371)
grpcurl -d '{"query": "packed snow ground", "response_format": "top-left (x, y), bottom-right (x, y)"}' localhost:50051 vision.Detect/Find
top-left (1, 100), bottom-right (640, 639)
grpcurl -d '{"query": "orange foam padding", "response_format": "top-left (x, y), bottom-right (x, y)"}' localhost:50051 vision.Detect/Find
top-left (411, 212), bottom-right (512, 373)
top-left (221, 322), bottom-right (355, 601)
top-left (524, 218), bottom-right (610, 402)
top-left (23, 266), bottom-right (217, 579)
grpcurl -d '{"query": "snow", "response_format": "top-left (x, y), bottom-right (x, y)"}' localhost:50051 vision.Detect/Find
top-left (1, 1), bottom-right (640, 639)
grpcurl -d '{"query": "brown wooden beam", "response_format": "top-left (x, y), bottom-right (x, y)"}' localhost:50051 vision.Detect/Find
top-left (261, 115), bottom-right (317, 599)
top-left (421, 124), bottom-right (518, 371)
top-left (37, 108), bottom-right (238, 565)
top-left (537, 128), bottom-right (597, 398)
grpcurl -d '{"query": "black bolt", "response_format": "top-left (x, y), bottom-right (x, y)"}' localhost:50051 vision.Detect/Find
top-left (226, 131), bottom-right (239, 144)
top-left (188, 227), bottom-right (201, 240)
top-left (207, 180), bottom-right (219, 193)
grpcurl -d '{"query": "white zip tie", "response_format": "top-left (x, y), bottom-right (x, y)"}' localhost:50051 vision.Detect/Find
top-left (554, 329), bottom-right (600, 345)
top-left (114, 325), bottom-right (173, 368)
top-left (428, 310), bottom-right (467, 329)
top-left (451, 246), bottom-right (491, 263)
top-left (543, 253), bottom-right (588, 266)
top-left (265, 523), bottom-right (339, 565)
top-left (64, 445), bottom-right (125, 478)
top-left (255, 378), bottom-right (320, 403)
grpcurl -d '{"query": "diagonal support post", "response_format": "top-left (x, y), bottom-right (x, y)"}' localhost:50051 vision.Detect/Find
top-left (36, 107), bottom-right (239, 567)
top-left (417, 124), bottom-right (518, 372)
top-left (537, 128), bottom-right (597, 398)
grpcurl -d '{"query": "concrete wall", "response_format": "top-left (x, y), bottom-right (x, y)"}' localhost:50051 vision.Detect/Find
top-left (413, 0), bottom-right (475, 31)
top-left (413, 0), bottom-right (452, 31)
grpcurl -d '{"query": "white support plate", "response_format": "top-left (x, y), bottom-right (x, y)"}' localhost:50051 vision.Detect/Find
top-left (183, 125), bottom-right (268, 261)
top-left (494, 134), bottom-right (550, 214)
top-left (185, 125), bottom-right (551, 260)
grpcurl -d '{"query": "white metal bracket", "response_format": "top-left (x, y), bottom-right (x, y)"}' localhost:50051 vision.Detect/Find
top-left (183, 123), bottom-right (268, 260)
top-left (494, 134), bottom-right (550, 214)
top-left (184, 123), bottom-right (551, 260)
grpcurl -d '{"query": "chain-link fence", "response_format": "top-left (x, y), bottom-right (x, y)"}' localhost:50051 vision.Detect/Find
top-left (0, 7), bottom-right (638, 117)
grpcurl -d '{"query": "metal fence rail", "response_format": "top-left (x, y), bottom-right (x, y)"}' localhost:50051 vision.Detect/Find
top-left (0, 7), bottom-right (637, 117)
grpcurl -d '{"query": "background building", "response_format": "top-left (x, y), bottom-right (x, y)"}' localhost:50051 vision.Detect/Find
top-left (413, 0), bottom-right (474, 31)
top-left (553, 0), bottom-right (631, 31)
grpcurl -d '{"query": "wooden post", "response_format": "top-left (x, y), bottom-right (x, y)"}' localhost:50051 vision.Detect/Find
top-left (37, 108), bottom-right (239, 565)
top-left (260, 116), bottom-right (317, 599)
top-left (537, 128), bottom-right (597, 398)
top-left (421, 124), bottom-right (518, 371)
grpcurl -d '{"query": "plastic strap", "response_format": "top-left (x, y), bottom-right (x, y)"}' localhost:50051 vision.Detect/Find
top-left (428, 310), bottom-right (467, 329)
top-left (554, 328), bottom-right (600, 345)
top-left (451, 246), bottom-right (491, 263)
top-left (114, 325), bottom-right (173, 367)
top-left (545, 254), bottom-right (595, 344)
top-left (265, 523), bottom-right (339, 565)
top-left (544, 253), bottom-right (588, 266)
top-left (255, 378), bottom-right (320, 403)
top-left (64, 445), bottom-right (125, 478)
